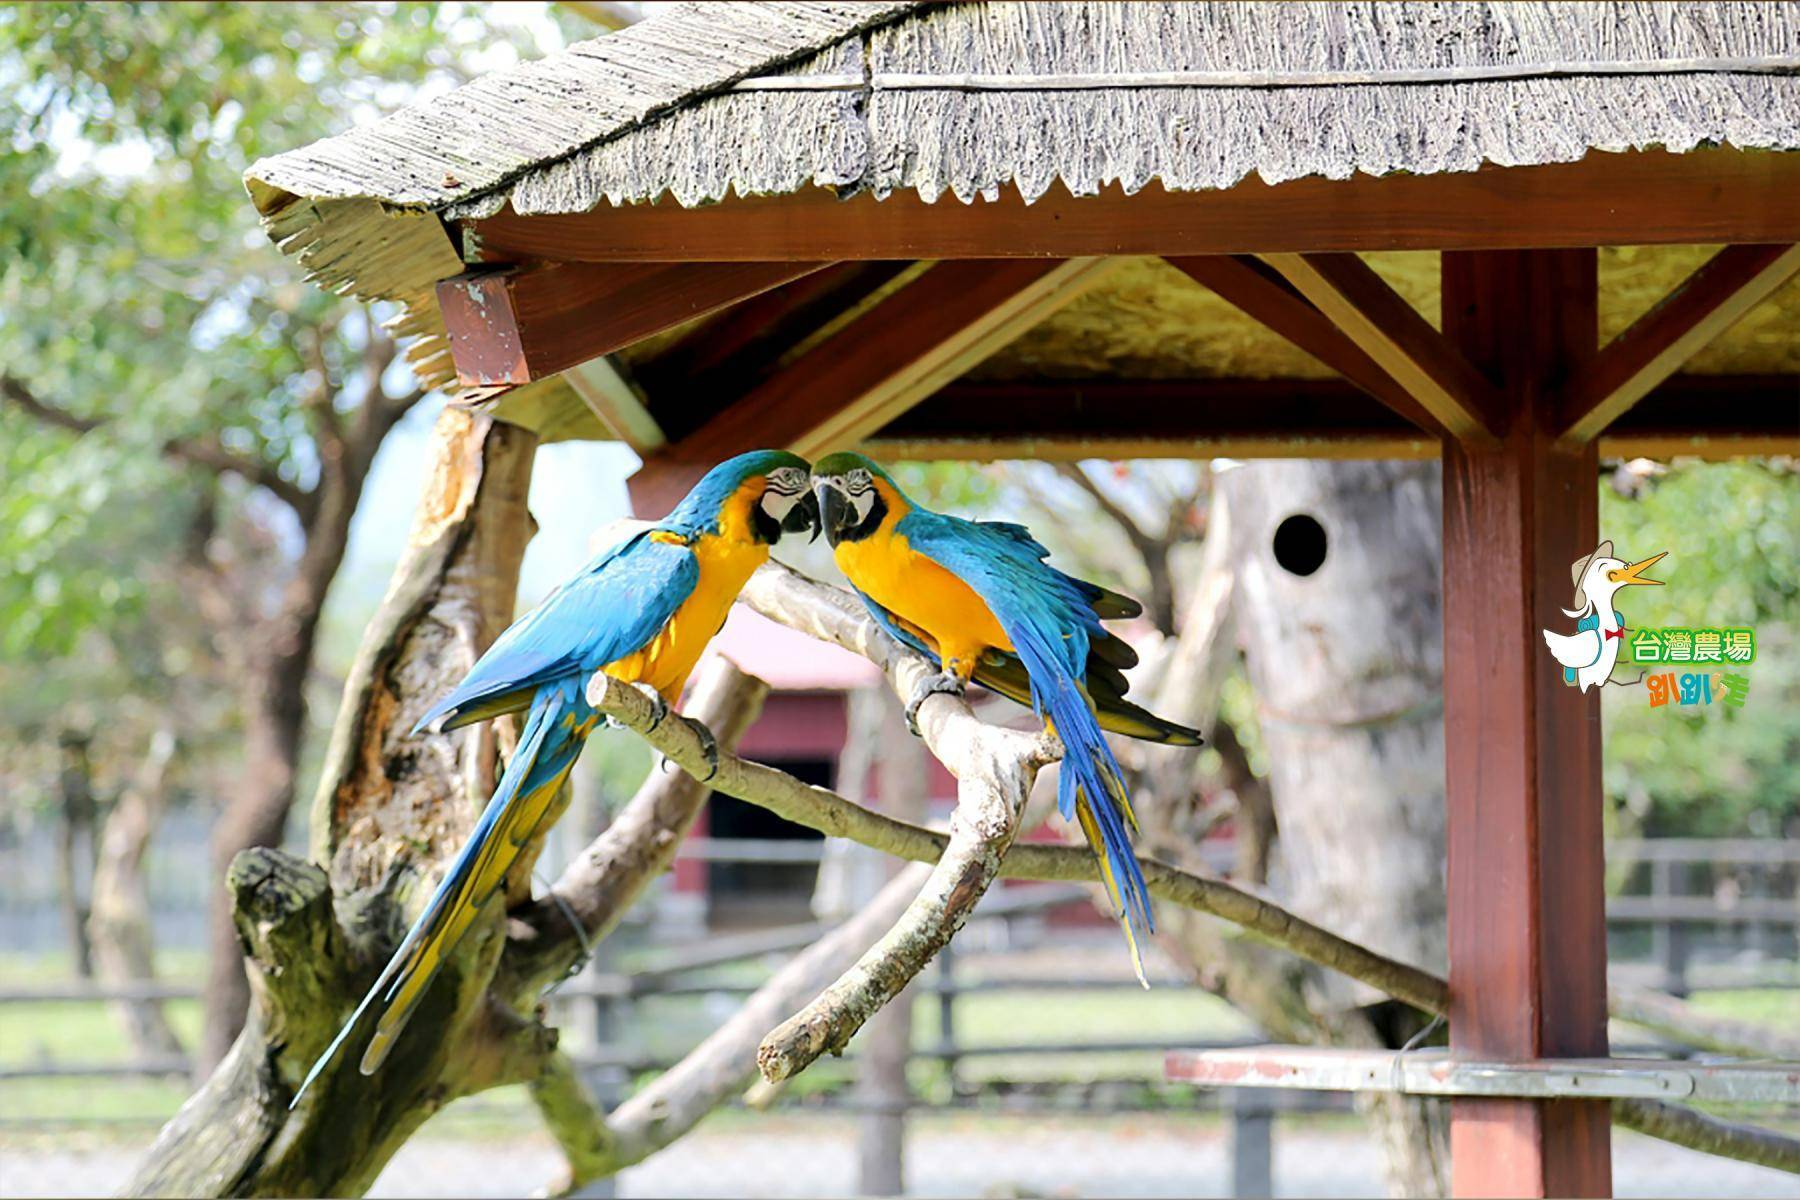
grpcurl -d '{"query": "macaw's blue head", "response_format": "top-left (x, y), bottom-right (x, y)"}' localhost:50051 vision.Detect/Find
top-left (810, 451), bottom-right (907, 546)
top-left (664, 449), bottom-right (818, 544)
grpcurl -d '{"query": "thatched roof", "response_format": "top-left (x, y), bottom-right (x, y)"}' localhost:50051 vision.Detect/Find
top-left (241, 1), bottom-right (1800, 430)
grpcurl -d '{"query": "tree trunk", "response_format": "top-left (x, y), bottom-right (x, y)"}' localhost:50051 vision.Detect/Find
top-left (1222, 459), bottom-right (1450, 1198)
top-left (54, 727), bottom-right (98, 978)
top-left (200, 671), bottom-right (308, 1074)
top-left (851, 692), bottom-right (928, 1198)
top-left (89, 727), bottom-right (184, 1060)
top-left (129, 408), bottom-right (539, 1197)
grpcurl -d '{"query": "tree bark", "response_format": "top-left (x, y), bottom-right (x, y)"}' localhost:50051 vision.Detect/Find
top-left (130, 408), bottom-right (539, 1197)
top-left (54, 727), bottom-right (98, 978)
top-left (1221, 459), bottom-right (1450, 1199)
top-left (197, 367), bottom-right (417, 1074)
top-left (89, 727), bottom-right (184, 1059)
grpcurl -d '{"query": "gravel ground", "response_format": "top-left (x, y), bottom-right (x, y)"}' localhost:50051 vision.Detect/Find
top-left (4, 1119), bottom-right (1795, 1199)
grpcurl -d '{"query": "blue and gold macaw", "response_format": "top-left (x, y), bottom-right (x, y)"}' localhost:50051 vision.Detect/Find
top-left (295, 450), bottom-right (818, 1102)
top-left (810, 453), bottom-right (1201, 981)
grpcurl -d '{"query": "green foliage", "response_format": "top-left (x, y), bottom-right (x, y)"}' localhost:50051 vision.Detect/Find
top-left (1600, 461), bottom-right (1800, 838)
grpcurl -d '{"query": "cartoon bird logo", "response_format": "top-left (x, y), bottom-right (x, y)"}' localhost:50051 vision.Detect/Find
top-left (1542, 540), bottom-right (1667, 692)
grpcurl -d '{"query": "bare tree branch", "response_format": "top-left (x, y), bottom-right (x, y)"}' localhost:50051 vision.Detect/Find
top-left (500, 659), bottom-right (769, 998)
top-left (1610, 985), bottom-right (1800, 1060)
top-left (538, 864), bottom-right (931, 1196)
top-left (1614, 1097), bottom-right (1800, 1175)
top-left (2, 373), bottom-right (315, 516)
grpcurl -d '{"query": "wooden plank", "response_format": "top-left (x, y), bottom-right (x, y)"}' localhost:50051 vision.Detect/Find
top-left (1165, 256), bottom-right (1446, 435)
top-left (465, 148), bottom-right (1800, 263)
top-left (1558, 244), bottom-right (1800, 443)
top-left (561, 357), bottom-right (664, 452)
top-left (1440, 249), bottom-right (1611, 1199)
top-left (864, 378), bottom-right (1435, 460)
top-left (627, 258), bottom-right (1117, 514)
top-left (1264, 252), bottom-right (1504, 440)
top-left (436, 260), bottom-right (829, 388)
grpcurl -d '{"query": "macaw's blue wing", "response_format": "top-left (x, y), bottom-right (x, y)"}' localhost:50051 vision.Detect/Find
top-left (296, 533), bottom-right (701, 1107)
top-left (899, 510), bottom-right (1156, 981)
top-left (415, 531), bottom-right (701, 733)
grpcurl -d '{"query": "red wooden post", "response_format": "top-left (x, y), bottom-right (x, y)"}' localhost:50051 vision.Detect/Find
top-left (1440, 250), bottom-right (1612, 1197)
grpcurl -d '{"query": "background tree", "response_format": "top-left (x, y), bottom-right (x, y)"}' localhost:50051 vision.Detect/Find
top-left (0, 1), bottom-right (565, 1071)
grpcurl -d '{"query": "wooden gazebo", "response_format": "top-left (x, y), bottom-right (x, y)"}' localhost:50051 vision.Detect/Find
top-left (246, 2), bottom-right (1800, 1194)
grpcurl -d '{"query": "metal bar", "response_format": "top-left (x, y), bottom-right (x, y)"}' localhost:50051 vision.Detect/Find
top-left (1166, 1048), bottom-right (1800, 1104)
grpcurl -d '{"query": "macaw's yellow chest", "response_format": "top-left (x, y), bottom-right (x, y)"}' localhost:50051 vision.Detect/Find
top-left (603, 530), bottom-right (769, 702)
top-left (834, 529), bottom-right (1013, 671)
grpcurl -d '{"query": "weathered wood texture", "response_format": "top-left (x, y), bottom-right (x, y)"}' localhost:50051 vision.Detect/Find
top-left (466, 150), bottom-right (1800, 263)
top-left (437, 261), bottom-right (828, 388)
top-left (1440, 249), bottom-right (1612, 1199)
top-left (1558, 243), bottom-right (1800, 443)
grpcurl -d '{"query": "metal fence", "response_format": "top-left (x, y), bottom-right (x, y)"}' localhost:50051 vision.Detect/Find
top-left (1, 837), bottom-right (1794, 1198)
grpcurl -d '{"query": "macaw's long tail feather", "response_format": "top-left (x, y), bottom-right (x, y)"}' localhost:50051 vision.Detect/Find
top-left (291, 678), bottom-right (590, 1107)
top-left (1042, 697), bottom-right (1155, 986)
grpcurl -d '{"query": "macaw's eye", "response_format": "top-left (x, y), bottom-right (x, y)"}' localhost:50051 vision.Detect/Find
top-left (767, 467), bottom-right (807, 494)
top-left (847, 468), bottom-right (873, 493)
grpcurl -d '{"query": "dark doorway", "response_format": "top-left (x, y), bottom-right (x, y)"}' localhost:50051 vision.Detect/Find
top-left (706, 757), bottom-right (831, 928)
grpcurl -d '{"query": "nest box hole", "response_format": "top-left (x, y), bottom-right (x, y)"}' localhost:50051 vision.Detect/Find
top-left (1273, 513), bottom-right (1327, 577)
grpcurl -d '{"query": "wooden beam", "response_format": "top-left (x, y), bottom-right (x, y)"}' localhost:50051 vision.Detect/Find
top-left (627, 258), bottom-right (1118, 515)
top-left (465, 148), bottom-right (1800, 263)
top-left (1603, 374), bottom-right (1800, 459)
top-left (1557, 244), bottom-right (1800, 444)
top-left (561, 357), bottom-right (664, 452)
top-left (838, 374), bottom-right (1799, 461)
top-left (1440, 249), bottom-right (1611, 1199)
top-left (1263, 252), bottom-right (1504, 441)
top-left (436, 260), bottom-right (829, 388)
top-left (636, 262), bottom-right (919, 441)
top-left (864, 378), bottom-right (1434, 460)
top-left (1166, 255), bottom-right (1445, 434)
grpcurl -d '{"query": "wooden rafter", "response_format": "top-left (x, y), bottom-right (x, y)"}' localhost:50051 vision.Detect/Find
top-left (1263, 252), bottom-right (1504, 441)
top-left (1557, 244), bottom-right (1800, 444)
top-left (856, 375), bottom-right (1798, 462)
top-left (436, 260), bottom-right (830, 388)
top-left (1166, 255), bottom-right (1445, 435)
top-left (628, 258), bottom-right (1118, 514)
top-left (561, 357), bottom-right (664, 453)
top-left (465, 149), bottom-right (1800, 263)
top-left (635, 262), bottom-right (919, 442)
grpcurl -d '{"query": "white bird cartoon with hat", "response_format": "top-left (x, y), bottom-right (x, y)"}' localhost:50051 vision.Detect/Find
top-left (1542, 541), bottom-right (1668, 693)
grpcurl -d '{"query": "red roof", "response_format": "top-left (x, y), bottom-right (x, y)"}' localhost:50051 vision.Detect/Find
top-left (702, 605), bottom-right (883, 692)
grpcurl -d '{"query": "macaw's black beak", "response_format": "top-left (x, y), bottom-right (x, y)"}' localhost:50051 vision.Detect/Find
top-left (814, 478), bottom-right (851, 541)
top-left (782, 489), bottom-right (821, 541)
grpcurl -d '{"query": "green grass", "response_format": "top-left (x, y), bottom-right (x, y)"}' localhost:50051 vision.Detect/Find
top-left (4, 943), bottom-right (1790, 1137)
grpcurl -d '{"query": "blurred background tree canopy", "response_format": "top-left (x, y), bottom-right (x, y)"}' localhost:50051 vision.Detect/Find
top-left (0, 0), bottom-right (590, 1067)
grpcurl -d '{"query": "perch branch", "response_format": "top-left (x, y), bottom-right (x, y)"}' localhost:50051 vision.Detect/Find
top-left (585, 559), bottom-right (1799, 1171)
top-left (542, 864), bottom-right (933, 1195)
top-left (742, 559), bottom-right (1058, 1082)
top-left (499, 658), bottom-right (768, 998)
top-left (585, 661), bottom-right (1447, 1016)
top-left (1614, 1097), bottom-right (1800, 1175)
